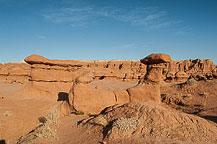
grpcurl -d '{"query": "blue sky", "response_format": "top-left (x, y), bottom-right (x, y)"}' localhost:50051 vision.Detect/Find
top-left (0, 0), bottom-right (217, 64)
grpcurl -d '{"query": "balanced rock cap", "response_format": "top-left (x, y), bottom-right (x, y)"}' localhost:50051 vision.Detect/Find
top-left (140, 53), bottom-right (172, 65)
top-left (24, 54), bottom-right (50, 64)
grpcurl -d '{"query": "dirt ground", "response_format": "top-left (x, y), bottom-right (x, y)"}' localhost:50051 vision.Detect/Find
top-left (0, 82), bottom-right (57, 143)
top-left (0, 79), bottom-right (216, 144)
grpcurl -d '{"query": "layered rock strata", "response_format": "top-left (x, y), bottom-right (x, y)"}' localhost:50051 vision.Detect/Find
top-left (0, 63), bottom-right (31, 84)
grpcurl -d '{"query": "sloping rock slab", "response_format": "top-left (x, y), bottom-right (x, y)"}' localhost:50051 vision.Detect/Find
top-left (84, 101), bottom-right (217, 144)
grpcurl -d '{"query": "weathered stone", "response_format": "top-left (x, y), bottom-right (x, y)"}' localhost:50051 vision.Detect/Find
top-left (114, 90), bottom-right (129, 104)
top-left (0, 54), bottom-right (216, 115)
top-left (24, 54), bottom-right (88, 67)
top-left (70, 83), bottom-right (116, 114)
top-left (85, 101), bottom-right (217, 143)
top-left (140, 53), bottom-right (172, 65)
top-left (127, 66), bottom-right (162, 104)
top-left (127, 82), bottom-right (160, 103)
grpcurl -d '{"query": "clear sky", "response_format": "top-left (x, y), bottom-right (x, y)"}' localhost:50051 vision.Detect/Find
top-left (0, 0), bottom-right (217, 64)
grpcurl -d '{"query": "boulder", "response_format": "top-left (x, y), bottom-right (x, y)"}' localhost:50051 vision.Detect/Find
top-left (140, 53), bottom-right (172, 65)
top-left (70, 83), bottom-right (116, 114)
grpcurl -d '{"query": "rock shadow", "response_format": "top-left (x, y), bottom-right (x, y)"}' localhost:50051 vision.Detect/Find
top-left (57, 92), bottom-right (69, 104)
top-left (102, 120), bottom-right (114, 140)
top-left (200, 115), bottom-right (217, 124)
top-left (0, 140), bottom-right (6, 144)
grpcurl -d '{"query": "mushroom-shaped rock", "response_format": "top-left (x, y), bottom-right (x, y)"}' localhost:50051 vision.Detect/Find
top-left (140, 53), bottom-right (172, 65)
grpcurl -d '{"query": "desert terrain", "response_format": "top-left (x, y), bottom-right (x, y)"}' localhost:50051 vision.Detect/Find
top-left (0, 53), bottom-right (216, 144)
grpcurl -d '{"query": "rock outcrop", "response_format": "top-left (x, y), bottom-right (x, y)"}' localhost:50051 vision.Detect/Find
top-left (1, 54), bottom-right (216, 87)
top-left (68, 72), bottom-right (137, 114)
top-left (127, 53), bottom-right (170, 104)
top-left (83, 101), bottom-right (217, 143)
top-left (24, 54), bottom-right (146, 82)
top-left (163, 59), bottom-right (216, 82)
top-left (69, 53), bottom-right (170, 113)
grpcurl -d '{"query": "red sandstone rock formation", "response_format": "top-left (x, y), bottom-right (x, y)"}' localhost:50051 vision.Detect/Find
top-left (21, 55), bottom-right (146, 101)
top-left (127, 53), bottom-right (171, 104)
top-left (1, 54), bottom-right (217, 144)
top-left (163, 59), bottom-right (216, 82)
top-left (68, 72), bottom-right (137, 114)
top-left (1, 54), bottom-right (216, 87)
top-left (0, 54), bottom-right (216, 114)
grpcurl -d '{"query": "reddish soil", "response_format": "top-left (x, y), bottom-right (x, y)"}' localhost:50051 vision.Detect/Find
top-left (161, 79), bottom-right (217, 124)
top-left (0, 82), bottom-right (56, 143)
